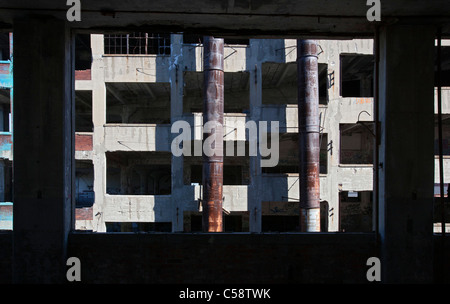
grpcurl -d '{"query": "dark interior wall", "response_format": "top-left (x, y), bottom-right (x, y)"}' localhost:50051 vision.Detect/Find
top-left (66, 233), bottom-right (377, 284)
top-left (0, 232), bottom-right (11, 283)
top-left (3, 232), bottom-right (450, 283)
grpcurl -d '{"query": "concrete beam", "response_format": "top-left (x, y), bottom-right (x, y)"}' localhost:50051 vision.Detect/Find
top-left (1, 1), bottom-right (450, 36)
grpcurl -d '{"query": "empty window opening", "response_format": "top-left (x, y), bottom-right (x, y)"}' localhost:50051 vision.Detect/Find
top-left (106, 151), bottom-right (172, 195)
top-left (262, 62), bottom-right (328, 105)
top-left (340, 123), bottom-right (374, 165)
top-left (262, 133), bottom-right (328, 174)
top-left (106, 222), bottom-right (172, 232)
top-left (320, 200), bottom-right (329, 232)
top-left (0, 159), bottom-right (12, 203)
top-left (184, 154), bottom-right (250, 185)
top-left (183, 71), bottom-right (250, 114)
top-left (319, 133), bottom-right (328, 174)
top-left (435, 114), bottom-right (450, 156)
top-left (75, 90), bottom-right (93, 132)
top-left (340, 54), bottom-right (374, 97)
top-left (0, 33), bottom-right (11, 61)
top-left (186, 212), bottom-right (248, 232)
top-left (106, 82), bottom-right (171, 124)
top-left (75, 160), bottom-right (94, 208)
top-left (0, 89), bottom-right (11, 132)
top-left (339, 191), bottom-right (373, 232)
top-left (433, 183), bottom-right (450, 232)
top-left (435, 46), bottom-right (450, 86)
top-left (262, 133), bottom-right (298, 174)
top-left (261, 201), bottom-right (300, 232)
top-left (104, 32), bottom-right (171, 55)
top-left (262, 215), bottom-right (299, 232)
top-left (75, 34), bottom-right (92, 71)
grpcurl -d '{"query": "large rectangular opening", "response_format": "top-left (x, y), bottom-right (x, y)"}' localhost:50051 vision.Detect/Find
top-left (340, 54), bottom-right (374, 98)
top-left (340, 123), bottom-right (374, 165)
top-left (185, 212), bottom-right (249, 232)
top-left (262, 133), bottom-right (328, 174)
top-left (339, 191), bottom-right (373, 232)
top-left (106, 82), bottom-right (171, 124)
top-left (262, 62), bottom-right (328, 105)
top-left (183, 71), bottom-right (250, 114)
top-left (184, 154), bottom-right (250, 186)
top-left (75, 90), bottom-right (93, 132)
top-left (75, 160), bottom-right (94, 208)
top-left (106, 151), bottom-right (172, 195)
top-left (0, 89), bottom-right (11, 133)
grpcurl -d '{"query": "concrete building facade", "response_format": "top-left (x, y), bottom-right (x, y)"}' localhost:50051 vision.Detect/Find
top-left (1, 32), bottom-right (449, 235)
top-left (71, 34), bottom-right (377, 233)
top-left (1, 1), bottom-right (450, 284)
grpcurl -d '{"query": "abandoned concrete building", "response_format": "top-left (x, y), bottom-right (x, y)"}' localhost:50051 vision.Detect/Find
top-left (3, 33), bottom-right (449, 234)
top-left (0, 33), bottom-right (393, 234)
top-left (1, 0), bottom-right (450, 285)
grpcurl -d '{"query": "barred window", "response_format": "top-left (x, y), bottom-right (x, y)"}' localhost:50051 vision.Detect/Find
top-left (104, 32), bottom-right (171, 55)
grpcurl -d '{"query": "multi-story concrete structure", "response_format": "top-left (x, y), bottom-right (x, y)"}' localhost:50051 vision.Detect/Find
top-left (0, 34), bottom-right (450, 232)
top-left (2, 1), bottom-right (450, 284)
top-left (71, 33), bottom-right (377, 233)
top-left (1, 32), bottom-right (449, 234)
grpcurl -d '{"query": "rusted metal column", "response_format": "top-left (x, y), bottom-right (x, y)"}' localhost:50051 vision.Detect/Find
top-left (202, 36), bottom-right (224, 232)
top-left (297, 39), bottom-right (321, 232)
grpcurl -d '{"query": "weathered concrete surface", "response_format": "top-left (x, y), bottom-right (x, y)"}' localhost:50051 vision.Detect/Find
top-left (103, 55), bottom-right (170, 83)
top-left (103, 194), bottom-right (172, 222)
top-left (104, 124), bottom-right (171, 152)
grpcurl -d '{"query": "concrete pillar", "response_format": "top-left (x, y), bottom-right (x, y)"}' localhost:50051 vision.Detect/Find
top-left (12, 17), bottom-right (74, 283)
top-left (246, 40), bottom-right (262, 232)
top-left (377, 25), bottom-right (435, 283)
top-left (170, 34), bottom-right (185, 232)
top-left (91, 34), bottom-right (107, 232)
top-left (319, 40), bottom-right (341, 232)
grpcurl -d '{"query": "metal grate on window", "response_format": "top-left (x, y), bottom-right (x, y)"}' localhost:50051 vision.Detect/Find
top-left (104, 32), bottom-right (171, 55)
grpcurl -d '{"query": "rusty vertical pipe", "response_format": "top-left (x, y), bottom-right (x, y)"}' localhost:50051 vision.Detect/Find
top-left (297, 39), bottom-right (321, 232)
top-left (202, 36), bottom-right (224, 232)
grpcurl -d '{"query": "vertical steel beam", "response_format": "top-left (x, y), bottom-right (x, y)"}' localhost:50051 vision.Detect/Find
top-left (202, 36), bottom-right (224, 232)
top-left (297, 39), bottom-right (321, 232)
